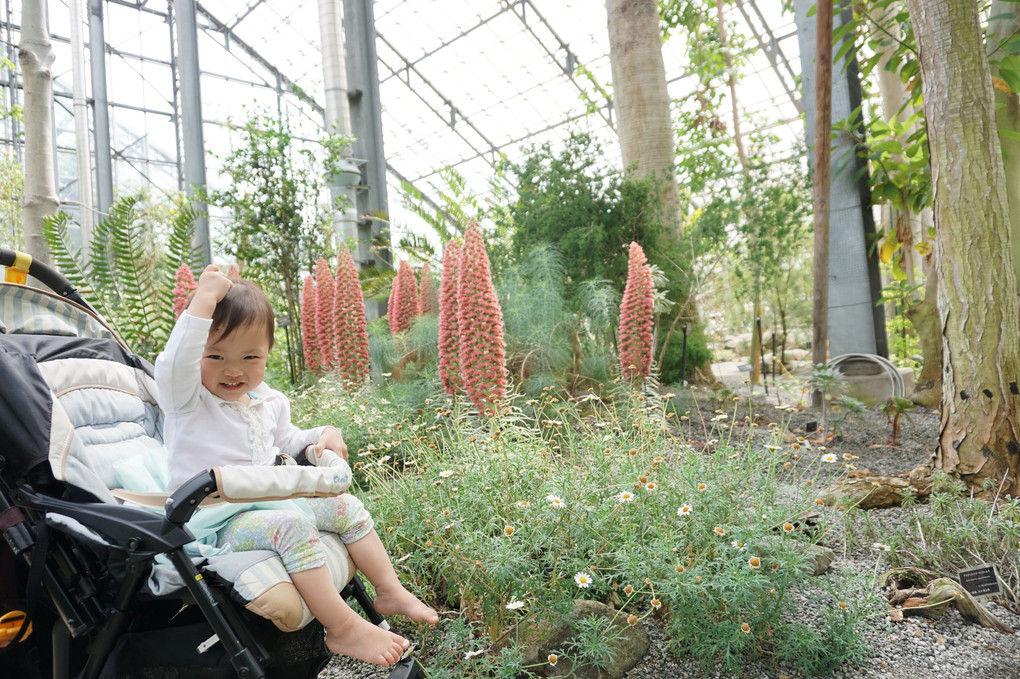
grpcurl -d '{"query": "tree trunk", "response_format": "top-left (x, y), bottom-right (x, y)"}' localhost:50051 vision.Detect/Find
top-left (988, 0), bottom-right (1020, 295)
top-left (607, 0), bottom-right (680, 218)
top-left (906, 0), bottom-right (1020, 496)
top-left (905, 271), bottom-right (941, 407)
top-left (19, 0), bottom-right (58, 264)
top-left (607, 0), bottom-right (716, 384)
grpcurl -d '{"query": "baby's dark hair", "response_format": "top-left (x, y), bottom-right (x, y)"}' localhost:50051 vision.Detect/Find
top-left (210, 278), bottom-right (275, 349)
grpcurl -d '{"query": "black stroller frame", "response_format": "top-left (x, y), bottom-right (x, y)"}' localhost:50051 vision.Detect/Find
top-left (0, 249), bottom-right (423, 679)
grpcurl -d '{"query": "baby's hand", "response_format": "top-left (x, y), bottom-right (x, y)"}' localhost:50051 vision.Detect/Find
top-left (314, 427), bottom-right (349, 461)
top-left (197, 265), bottom-right (233, 302)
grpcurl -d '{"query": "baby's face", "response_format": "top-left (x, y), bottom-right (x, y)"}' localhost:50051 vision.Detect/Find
top-left (200, 323), bottom-right (270, 402)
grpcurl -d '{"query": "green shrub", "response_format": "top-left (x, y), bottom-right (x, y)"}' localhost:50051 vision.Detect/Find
top-left (291, 384), bottom-right (873, 675)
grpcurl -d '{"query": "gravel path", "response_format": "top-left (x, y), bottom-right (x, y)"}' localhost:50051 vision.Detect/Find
top-left (322, 372), bottom-right (1020, 678)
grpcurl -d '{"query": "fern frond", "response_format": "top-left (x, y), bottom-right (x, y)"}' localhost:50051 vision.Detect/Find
top-left (42, 211), bottom-right (120, 325)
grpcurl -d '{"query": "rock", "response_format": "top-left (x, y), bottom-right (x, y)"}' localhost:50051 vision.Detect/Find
top-left (502, 599), bottom-right (649, 678)
top-left (804, 544), bottom-right (835, 576)
top-left (816, 464), bottom-right (933, 509)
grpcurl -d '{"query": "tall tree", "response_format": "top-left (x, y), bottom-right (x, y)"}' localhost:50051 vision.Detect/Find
top-left (20, 0), bottom-right (58, 263)
top-left (607, 0), bottom-right (715, 382)
top-left (906, 0), bottom-right (1020, 496)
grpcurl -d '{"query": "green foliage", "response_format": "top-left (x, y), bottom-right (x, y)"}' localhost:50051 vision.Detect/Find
top-left (879, 396), bottom-right (916, 445)
top-left (207, 109), bottom-right (347, 333)
top-left (291, 384), bottom-right (874, 676)
top-left (878, 276), bottom-right (923, 367)
top-left (876, 477), bottom-right (1020, 600)
top-left (829, 395), bottom-right (867, 438)
top-left (508, 133), bottom-right (671, 289)
top-left (42, 194), bottom-right (200, 359)
top-left (0, 149), bottom-right (22, 249)
top-left (399, 164), bottom-right (516, 276)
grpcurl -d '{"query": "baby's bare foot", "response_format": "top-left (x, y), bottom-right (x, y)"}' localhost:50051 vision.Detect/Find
top-left (374, 586), bottom-right (439, 624)
top-left (325, 615), bottom-right (409, 666)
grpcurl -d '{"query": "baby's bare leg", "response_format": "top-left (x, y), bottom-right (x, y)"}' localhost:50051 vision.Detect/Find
top-left (345, 530), bottom-right (439, 624)
top-left (291, 565), bottom-right (409, 666)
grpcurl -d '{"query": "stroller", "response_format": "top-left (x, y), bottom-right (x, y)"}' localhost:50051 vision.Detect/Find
top-left (0, 249), bottom-right (423, 679)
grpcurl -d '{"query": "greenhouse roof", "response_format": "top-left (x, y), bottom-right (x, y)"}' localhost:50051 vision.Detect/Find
top-left (7, 0), bottom-right (803, 238)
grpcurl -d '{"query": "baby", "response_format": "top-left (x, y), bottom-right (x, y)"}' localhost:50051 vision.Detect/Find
top-left (155, 265), bottom-right (437, 666)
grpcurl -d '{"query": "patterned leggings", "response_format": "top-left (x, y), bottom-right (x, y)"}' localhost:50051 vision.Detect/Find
top-left (215, 494), bottom-right (374, 573)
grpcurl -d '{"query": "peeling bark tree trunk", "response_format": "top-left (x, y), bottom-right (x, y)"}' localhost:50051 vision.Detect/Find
top-left (19, 0), bottom-right (57, 264)
top-left (906, 0), bottom-right (1020, 496)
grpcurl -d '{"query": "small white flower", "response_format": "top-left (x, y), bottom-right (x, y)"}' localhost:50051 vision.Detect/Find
top-left (505, 600), bottom-right (525, 610)
top-left (579, 392), bottom-right (601, 402)
top-left (710, 413), bottom-right (729, 422)
top-left (381, 372), bottom-right (392, 377)
top-left (549, 496), bottom-right (566, 510)
top-left (593, 421), bottom-right (607, 428)
top-left (677, 504), bottom-right (693, 517)
top-left (439, 470), bottom-right (454, 478)
top-left (822, 453), bottom-right (838, 463)
top-left (764, 444), bottom-right (783, 451)
top-left (464, 649), bottom-right (485, 659)
top-left (872, 542), bottom-right (892, 552)
top-left (574, 571), bottom-right (593, 588)
top-left (618, 491), bottom-right (636, 503)
top-left (731, 540), bottom-right (745, 550)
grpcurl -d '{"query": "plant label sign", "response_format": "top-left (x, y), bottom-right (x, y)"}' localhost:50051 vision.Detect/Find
top-left (958, 564), bottom-right (1002, 600)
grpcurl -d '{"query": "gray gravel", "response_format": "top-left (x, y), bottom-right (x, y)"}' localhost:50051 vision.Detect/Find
top-left (321, 387), bottom-right (1020, 678)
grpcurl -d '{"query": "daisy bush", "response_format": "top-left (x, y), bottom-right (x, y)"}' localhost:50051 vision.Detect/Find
top-left (291, 382), bottom-right (878, 676)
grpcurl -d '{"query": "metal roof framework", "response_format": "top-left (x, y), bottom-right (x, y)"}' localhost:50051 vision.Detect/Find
top-left (1, 0), bottom-right (803, 243)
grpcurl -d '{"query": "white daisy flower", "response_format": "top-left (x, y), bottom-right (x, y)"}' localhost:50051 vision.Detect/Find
top-left (574, 571), bottom-right (593, 588)
top-left (505, 600), bottom-right (525, 610)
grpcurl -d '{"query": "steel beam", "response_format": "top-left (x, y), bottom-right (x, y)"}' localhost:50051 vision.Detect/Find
top-left (88, 0), bottom-right (113, 216)
top-left (174, 0), bottom-right (210, 264)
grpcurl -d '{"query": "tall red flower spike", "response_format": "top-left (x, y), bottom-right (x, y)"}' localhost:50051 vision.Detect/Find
top-left (418, 261), bottom-right (439, 316)
top-left (457, 223), bottom-right (506, 416)
top-left (227, 264), bottom-right (240, 279)
top-left (315, 258), bottom-right (337, 370)
top-left (333, 248), bottom-right (370, 388)
top-left (618, 242), bottom-right (655, 382)
top-left (438, 242), bottom-right (463, 395)
top-left (388, 259), bottom-right (419, 335)
top-left (301, 274), bottom-right (320, 372)
top-left (172, 264), bottom-right (197, 320)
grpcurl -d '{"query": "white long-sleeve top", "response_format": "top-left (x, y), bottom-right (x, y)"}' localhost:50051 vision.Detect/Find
top-left (155, 312), bottom-right (328, 492)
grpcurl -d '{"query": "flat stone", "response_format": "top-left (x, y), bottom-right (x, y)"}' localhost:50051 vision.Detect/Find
top-left (502, 599), bottom-right (649, 678)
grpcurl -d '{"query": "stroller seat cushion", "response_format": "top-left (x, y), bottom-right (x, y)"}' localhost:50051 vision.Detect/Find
top-left (230, 532), bottom-right (352, 632)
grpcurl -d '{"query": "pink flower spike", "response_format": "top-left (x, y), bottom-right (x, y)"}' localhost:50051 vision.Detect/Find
top-left (457, 223), bottom-right (506, 416)
top-left (333, 248), bottom-right (370, 389)
top-left (438, 242), bottom-right (463, 395)
top-left (301, 274), bottom-right (320, 372)
top-left (172, 264), bottom-right (197, 320)
top-left (388, 259), bottom-right (420, 335)
top-left (315, 258), bottom-right (337, 370)
top-left (618, 242), bottom-right (655, 381)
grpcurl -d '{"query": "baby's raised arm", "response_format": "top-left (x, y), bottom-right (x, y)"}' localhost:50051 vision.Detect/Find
top-left (188, 265), bottom-right (233, 318)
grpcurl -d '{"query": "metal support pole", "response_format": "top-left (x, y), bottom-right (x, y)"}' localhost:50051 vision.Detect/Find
top-left (174, 0), bottom-right (210, 265)
top-left (87, 0), bottom-right (113, 217)
top-left (318, 0), bottom-right (360, 248)
top-left (343, 0), bottom-right (389, 264)
top-left (69, 0), bottom-right (94, 251)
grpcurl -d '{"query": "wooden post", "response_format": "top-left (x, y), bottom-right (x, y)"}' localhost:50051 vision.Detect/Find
top-left (811, 0), bottom-right (834, 409)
